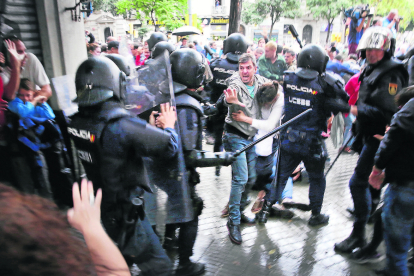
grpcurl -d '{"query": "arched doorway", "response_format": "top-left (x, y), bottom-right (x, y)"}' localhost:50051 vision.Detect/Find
top-left (104, 27), bottom-right (113, 42)
top-left (302, 25), bottom-right (313, 45)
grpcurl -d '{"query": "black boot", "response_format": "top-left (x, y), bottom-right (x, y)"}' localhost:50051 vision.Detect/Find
top-left (163, 236), bottom-right (178, 250)
top-left (256, 200), bottom-right (271, 224)
top-left (334, 226), bottom-right (366, 253)
top-left (308, 213), bottom-right (329, 226)
top-left (175, 260), bottom-right (206, 276)
top-left (227, 218), bottom-right (242, 244)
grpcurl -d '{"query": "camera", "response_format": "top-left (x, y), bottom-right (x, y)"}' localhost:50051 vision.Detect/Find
top-left (350, 4), bottom-right (374, 20)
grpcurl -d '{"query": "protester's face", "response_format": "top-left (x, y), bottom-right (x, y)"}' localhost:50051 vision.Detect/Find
top-left (144, 47), bottom-right (150, 58)
top-left (130, 45), bottom-right (137, 56)
top-left (18, 88), bottom-right (33, 103)
top-left (137, 47), bottom-right (143, 56)
top-left (91, 47), bottom-right (101, 56)
top-left (255, 51), bottom-right (263, 61)
top-left (366, 49), bottom-right (385, 64)
top-left (182, 39), bottom-right (187, 46)
top-left (14, 40), bottom-right (27, 67)
top-left (239, 60), bottom-right (256, 85)
top-left (284, 52), bottom-right (294, 65)
top-left (109, 47), bottom-right (119, 54)
top-left (211, 42), bottom-right (217, 49)
top-left (264, 46), bottom-right (276, 59)
top-left (258, 39), bottom-right (265, 48)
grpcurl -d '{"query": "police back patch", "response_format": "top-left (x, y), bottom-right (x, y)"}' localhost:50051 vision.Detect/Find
top-left (389, 83), bottom-right (398, 95)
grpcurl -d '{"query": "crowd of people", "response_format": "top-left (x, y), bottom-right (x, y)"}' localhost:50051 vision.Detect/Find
top-left (0, 6), bottom-right (414, 276)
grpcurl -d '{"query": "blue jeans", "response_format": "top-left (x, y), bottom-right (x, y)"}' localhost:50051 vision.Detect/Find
top-left (223, 132), bottom-right (257, 225)
top-left (342, 114), bottom-right (355, 147)
top-left (382, 184), bottom-right (414, 276)
top-left (349, 139), bottom-right (380, 229)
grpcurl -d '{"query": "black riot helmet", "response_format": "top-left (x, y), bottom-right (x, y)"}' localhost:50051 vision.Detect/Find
top-left (297, 44), bottom-right (329, 74)
top-left (223, 33), bottom-right (248, 55)
top-left (105, 54), bottom-right (131, 76)
top-left (151, 41), bottom-right (175, 59)
top-left (170, 49), bottom-right (205, 89)
top-left (74, 57), bottom-right (126, 107)
top-left (146, 32), bottom-right (168, 51)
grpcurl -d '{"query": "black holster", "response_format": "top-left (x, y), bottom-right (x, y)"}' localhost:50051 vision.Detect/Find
top-left (103, 198), bottom-right (145, 251)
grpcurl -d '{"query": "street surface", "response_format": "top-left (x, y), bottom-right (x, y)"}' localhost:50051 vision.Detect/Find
top-left (153, 138), bottom-right (414, 276)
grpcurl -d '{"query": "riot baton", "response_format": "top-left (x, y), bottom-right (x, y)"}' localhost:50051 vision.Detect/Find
top-left (324, 134), bottom-right (354, 177)
top-left (234, 108), bottom-right (312, 157)
top-left (289, 25), bottom-right (303, 49)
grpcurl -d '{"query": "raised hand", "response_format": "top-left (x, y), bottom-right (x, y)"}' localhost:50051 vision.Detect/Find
top-left (67, 179), bottom-right (102, 234)
top-left (5, 39), bottom-right (24, 67)
top-left (224, 88), bottom-right (245, 107)
top-left (156, 102), bottom-right (176, 129)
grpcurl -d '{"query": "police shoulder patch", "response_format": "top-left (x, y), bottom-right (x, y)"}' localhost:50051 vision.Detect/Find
top-left (389, 83), bottom-right (398, 95)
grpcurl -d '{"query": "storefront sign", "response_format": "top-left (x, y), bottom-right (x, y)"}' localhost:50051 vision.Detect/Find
top-left (211, 17), bottom-right (229, 25)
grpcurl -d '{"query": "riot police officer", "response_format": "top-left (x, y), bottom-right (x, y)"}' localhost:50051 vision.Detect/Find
top-left (166, 49), bottom-right (235, 275)
top-left (334, 27), bottom-right (409, 253)
top-left (147, 32), bottom-right (168, 51)
top-left (274, 44), bottom-right (350, 226)
top-left (106, 52), bottom-right (199, 275)
top-left (69, 57), bottom-right (179, 276)
top-left (207, 33), bottom-right (248, 177)
top-left (151, 41), bottom-right (175, 58)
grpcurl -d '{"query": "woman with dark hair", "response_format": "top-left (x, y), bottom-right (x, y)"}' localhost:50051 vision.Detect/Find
top-left (87, 43), bottom-right (101, 57)
top-left (0, 179), bottom-right (130, 276)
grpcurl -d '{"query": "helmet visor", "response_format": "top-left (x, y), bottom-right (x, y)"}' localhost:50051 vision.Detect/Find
top-left (356, 27), bottom-right (392, 52)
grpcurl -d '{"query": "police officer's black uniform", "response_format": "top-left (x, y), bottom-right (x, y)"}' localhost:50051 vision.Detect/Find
top-left (334, 27), bottom-right (409, 254)
top-left (69, 57), bottom-right (179, 276)
top-left (275, 44), bottom-right (350, 226)
top-left (167, 49), bottom-right (235, 275)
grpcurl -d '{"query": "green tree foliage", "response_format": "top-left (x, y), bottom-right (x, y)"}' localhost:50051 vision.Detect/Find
top-left (242, 0), bottom-right (300, 40)
top-left (138, 26), bottom-right (150, 40)
top-left (116, 0), bottom-right (187, 31)
top-left (306, 0), bottom-right (348, 44)
top-left (92, 0), bottom-right (119, 16)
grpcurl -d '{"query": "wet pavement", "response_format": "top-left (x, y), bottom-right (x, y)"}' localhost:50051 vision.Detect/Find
top-left (155, 138), bottom-right (414, 276)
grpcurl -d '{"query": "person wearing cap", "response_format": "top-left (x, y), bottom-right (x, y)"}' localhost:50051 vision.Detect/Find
top-left (107, 41), bottom-right (119, 54)
top-left (334, 26), bottom-right (409, 255)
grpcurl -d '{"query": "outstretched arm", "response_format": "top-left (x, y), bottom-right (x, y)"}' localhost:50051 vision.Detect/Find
top-left (68, 179), bottom-right (130, 276)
